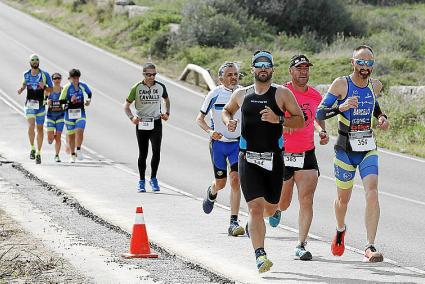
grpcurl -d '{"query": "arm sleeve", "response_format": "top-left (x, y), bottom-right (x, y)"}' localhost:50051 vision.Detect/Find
top-left (200, 91), bottom-right (215, 115)
top-left (44, 72), bottom-right (53, 87)
top-left (126, 83), bottom-right (138, 103)
top-left (59, 84), bottom-right (69, 102)
top-left (81, 83), bottom-right (92, 99)
top-left (316, 92), bottom-right (341, 120)
top-left (161, 85), bottom-right (168, 99)
top-left (373, 100), bottom-right (384, 118)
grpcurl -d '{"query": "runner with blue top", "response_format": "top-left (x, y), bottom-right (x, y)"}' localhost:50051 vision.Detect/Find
top-left (59, 69), bottom-right (92, 163)
top-left (17, 54), bottom-right (53, 164)
top-left (46, 72), bottom-right (65, 162)
top-left (316, 45), bottom-right (390, 262)
top-left (196, 62), bottom-right (245, 237)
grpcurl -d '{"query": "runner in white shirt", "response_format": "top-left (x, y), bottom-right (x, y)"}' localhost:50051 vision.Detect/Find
top-left (196, 62), bottom-right (244, 236)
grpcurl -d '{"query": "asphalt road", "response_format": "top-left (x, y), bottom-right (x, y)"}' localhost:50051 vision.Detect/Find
top-left (1, 1), bottom-right (424, 272)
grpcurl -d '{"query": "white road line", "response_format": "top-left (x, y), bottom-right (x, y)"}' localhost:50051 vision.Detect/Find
top-left (2, 84), bottom-right (425, 208)
top-left (1, 2), bottom-right (205, 98)
top-left (319, 175), bottom-right (425, 207)
top-left (328, 136), bottom-right (425, 164)
top-left (2, 86), bottom-right (425, 276)
top-left (2, 2), bottom-right (425, 277)
top-left (3, 8), bottom-right (425, 164)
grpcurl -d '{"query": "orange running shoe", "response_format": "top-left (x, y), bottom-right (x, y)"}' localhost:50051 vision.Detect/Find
top-left (331, 227), bottom-right (346, 256)
top-left (364, 245), bottom-right (383, 262)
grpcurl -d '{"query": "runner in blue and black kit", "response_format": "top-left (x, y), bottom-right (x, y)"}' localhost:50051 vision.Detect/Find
top-left (17, 54), bottom-right (53, 164)
top-left (60, 69), bottom-right (93, 163)
top-left (316, 45), bottom-right (390, 262)
top-left (46, 73), bottom-right (65, 162)
top-left (196, 62), bottom-right (244, 237)
top-left (222, 51), bottom-right (304, 273)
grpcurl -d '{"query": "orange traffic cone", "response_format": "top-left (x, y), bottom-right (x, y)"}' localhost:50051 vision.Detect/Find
top-left (122, 206), bottom-right (158, 258)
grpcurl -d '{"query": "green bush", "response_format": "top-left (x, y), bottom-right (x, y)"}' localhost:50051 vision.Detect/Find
top-left (352, 0), bottom-right (425, 5)
top-left (129, 11), bottom-right (181, 45)
top-left (179, 0), bottom-right (273, 48)
top-left (150, 31), bottom-right (175, 58)
top-left (276, 31), bottom-right (326, 53)
top-left (237, 0), bottom-right (364, 41)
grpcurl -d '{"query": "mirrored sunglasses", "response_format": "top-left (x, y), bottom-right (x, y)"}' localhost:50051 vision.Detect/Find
top-left (253, 62), bottom-right (273, 69)
top-left (354, 59), bottom-right (374, 67)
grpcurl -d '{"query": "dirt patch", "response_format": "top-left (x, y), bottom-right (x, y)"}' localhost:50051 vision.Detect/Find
top-left (0, 209), bottom-right (90, 283)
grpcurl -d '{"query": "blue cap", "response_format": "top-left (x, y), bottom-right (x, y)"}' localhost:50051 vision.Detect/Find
top-left (252, 51), bottom-right (273, 66)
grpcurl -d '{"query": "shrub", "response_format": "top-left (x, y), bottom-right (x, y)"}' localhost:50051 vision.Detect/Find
top-left (128, 11), bottom-right (181, 45)
top-left (179, 0), bottom-right (273, 48)
top-left (276, 31), bottom-right (326, 53)
top-left (236, 0), bottom-right (363, 41)
top-left (150, 31), bottom-right (173, 58)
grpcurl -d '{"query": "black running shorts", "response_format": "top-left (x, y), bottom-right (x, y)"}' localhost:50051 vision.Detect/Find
top-left (238, 151), bottom-right (284, 204)
top-left (284, 148), bottom-right (320, 181)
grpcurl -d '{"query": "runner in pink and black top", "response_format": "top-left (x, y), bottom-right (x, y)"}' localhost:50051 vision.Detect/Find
top-left (268, 55), bottom-right (329, 261)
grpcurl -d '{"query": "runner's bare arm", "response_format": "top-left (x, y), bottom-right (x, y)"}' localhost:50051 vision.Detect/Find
top-left (123, 101), bottom-right (139, 124)
top-left (276, 86), bottom-right (304, 129)
top-left (17, 83), bottom-right (26, 95)
top-left (196, 112), bottom-right (222, 140)
top-left (161, 97), bottom-right (170, 121)
top-left (222, 88), bottom-right (243, 127)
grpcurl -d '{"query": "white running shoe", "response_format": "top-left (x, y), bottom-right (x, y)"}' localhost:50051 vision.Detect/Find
top-left (70, 154), bottom-right (76, 163)
top-left (76, 149), bottom-right (83, 161)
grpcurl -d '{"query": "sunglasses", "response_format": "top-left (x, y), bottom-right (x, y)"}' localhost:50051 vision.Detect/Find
top-left (253, 62), bottom-right (273, 69)
top-left (144, 73), bottom-right (157, 77)
top-left (353, 59), bottom-right (374, 67)
top-left (30, 59), bottom-right (39, 62)
top-left (53, 77), bottom-right (61, 80)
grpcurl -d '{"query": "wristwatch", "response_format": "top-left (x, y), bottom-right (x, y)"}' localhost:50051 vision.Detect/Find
top-left (278, 115), bottom-right (285, 125)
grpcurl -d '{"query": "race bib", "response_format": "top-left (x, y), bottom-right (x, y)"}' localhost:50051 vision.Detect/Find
top-left (50, 101), bottom-right (62, 112)
top-left (68, 109), bottom-right (82, 119)
top-left (26, 99), bottom-right (39, 110)
top-left (246, 151), bottom-right (273, 171)
top-left (349, 130), bottom-right (376, 152)
top-left (284, 152), bottom-right (305, 168)
top-left (138, 117), bottom-right (154, 130)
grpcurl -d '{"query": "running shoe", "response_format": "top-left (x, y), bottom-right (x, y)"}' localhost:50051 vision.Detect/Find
top-left (138, 180), bottom-right (146, 193)
top-left (70, 154), bottom-right (76, 163)
top-left (149, 177), bottom-right (160, 192)
top-left (256, 255), bottom-right (273, 273)
top-left (364, 245), bottom-right (383, 262)
top-left (268, 210), bottom-right (281, 228)
top-left (228, 221), bottom-right (245, 237)
top-left (202, 186), bottom-right (215, 214)
top-left (30, 149), bottom-right (36, 160)
top-left (35, 154), bottom-right (41, 164)
top-left (295, 242), bottom-right (312, 261)
top-left (331, 227), bottom-right (346, 256)
top-left (76, 149), bottom-right (83, 161)
top-left (246, 222), bottom-right (250, 238)
top-left (54, 155), bottom-right (61, 163)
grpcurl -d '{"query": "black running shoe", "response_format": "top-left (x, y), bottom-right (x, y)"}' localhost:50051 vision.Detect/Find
top-left (35, 154), bottom-right (41, 164)
top-left (30, 149), bottom-right (36, 160)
